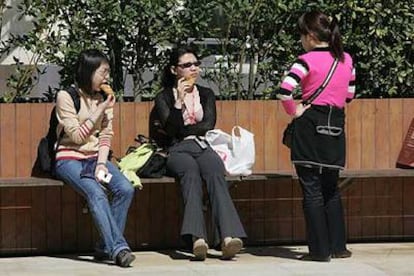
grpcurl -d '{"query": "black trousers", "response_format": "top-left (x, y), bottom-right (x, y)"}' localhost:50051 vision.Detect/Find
top-left (295, 165), bottom-right (347, 257)
top-left (167, 140), bottom-right (247, 245)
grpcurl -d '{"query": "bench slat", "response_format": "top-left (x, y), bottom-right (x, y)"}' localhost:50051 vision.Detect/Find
top-left (0, 177), bottom-right (64, 187)
top-left (340, 169), bottom-right (414, 178)
top-left (0, 168), bottom-right (412, 188)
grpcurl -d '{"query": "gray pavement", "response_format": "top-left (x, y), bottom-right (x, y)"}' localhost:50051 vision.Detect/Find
top-left (0, 243), bottom-right (413, 275)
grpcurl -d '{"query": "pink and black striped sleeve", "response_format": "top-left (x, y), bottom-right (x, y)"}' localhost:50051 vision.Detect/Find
top-left (276, 59), bottom-right (309, 115)
top-left (346, 67), bottom-right (356, 103)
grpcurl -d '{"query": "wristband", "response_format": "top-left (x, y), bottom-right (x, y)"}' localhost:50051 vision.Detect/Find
top-left (97, 162), bottom-right (107, 167)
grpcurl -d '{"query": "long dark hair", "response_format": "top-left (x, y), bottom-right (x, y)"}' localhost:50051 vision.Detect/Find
top-left (298, 11), bottom-right (344, 61)
top-left (75, 49), bottom-right (109, 92)
top-left (161, 46), bottom-right (199, 88)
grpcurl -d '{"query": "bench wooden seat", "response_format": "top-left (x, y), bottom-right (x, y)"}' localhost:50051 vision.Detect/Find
top-left (340, 168), bottom-right (414, 178)
top-left (1, 169), bottom-right (411, 188)
top-left (251, 168), bottom-right (414, 191)
top-left (252, 168), bottom-right (414, 178)
top-left (338, 168), bottom-right (414, 190)
top-left (0, 172), bottom-right (294, 188)
top-left (0, 177), bottom-right (64, 187)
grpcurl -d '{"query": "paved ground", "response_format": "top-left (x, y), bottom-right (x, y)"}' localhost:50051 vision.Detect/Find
top-left (0, 243), bottom-right (413, 275)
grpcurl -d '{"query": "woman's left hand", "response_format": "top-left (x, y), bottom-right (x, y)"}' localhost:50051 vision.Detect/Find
top-left (294, 103), bottom-right (311, 118)
top-left (95, 163), bottom-right (109, 182)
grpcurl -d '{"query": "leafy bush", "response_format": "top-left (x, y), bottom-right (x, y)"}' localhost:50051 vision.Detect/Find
top-left (0, 0), bottom-right (412, 101)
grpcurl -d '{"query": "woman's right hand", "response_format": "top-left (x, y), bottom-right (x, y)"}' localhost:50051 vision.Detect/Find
top-left (177, 77), bottom-right (190, 101)
top-left (294, 103), bottom-right (311, 118)
top-left (100, 94), bottom-right (116, 110)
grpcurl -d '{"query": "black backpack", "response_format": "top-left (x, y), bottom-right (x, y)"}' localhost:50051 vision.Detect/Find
top-left (34, 86), bottom-right (81, 176)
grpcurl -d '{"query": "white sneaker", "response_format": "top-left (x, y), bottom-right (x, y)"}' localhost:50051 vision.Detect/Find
top-left (193, 238), bottom-right (208, 261)
top-left (221, 237), bottom-right (243, 260)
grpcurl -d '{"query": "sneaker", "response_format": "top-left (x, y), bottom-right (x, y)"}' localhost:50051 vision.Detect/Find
top-left (115, 249), bottom-right (136, 267)
top-left (221, 237), bottom-right (243, 260)
top-left (193, 238), bottom-right (208, 261)
top-left (332, 249), bottom-right (352, 258)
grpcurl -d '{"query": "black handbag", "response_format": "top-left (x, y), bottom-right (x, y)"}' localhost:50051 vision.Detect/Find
top-left (282, 120), bottom-right (295, 148)
top-left (282, 58), bottom-right (339, 149)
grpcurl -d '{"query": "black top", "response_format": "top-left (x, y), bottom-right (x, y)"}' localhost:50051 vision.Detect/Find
top-left (154, 85), bottom-right (216, 146)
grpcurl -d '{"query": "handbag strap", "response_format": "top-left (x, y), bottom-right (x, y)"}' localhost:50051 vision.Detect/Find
top-left (303, 58), bottom-right (339, 105)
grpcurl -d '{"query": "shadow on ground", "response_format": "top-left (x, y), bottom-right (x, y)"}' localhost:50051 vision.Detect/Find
top-left (243, 246), bottom-right (304, 260)
top-left (47, 253), bottom-right (116, 266)
top-left (156, 245), bottom-right (304, 261)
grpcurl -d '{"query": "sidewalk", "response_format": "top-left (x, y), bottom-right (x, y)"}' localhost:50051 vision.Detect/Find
top-left (0, 242), bottom-right (413, 275)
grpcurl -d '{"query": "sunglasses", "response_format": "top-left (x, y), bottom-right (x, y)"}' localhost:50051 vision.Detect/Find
top-left (176, 61), bottom-right (201, 68)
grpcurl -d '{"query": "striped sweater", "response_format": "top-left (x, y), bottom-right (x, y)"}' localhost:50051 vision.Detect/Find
top-left (55, 89), bottom-right (113, 160)
top-left (277, 47), bottom-right (355, 115)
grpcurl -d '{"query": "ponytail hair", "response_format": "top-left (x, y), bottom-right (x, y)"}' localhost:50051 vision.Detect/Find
top-left (329, 17), bottom-right (344, 61)
top-left (298, 11), bottom-right (344, 61)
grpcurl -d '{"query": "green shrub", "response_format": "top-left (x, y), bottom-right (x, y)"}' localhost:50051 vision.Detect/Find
top-left (1, 0), bottom-right (412, 101)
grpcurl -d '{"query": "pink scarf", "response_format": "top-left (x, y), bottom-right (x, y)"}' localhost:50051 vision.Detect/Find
top-left (174, 86), bottom-right (204, 125)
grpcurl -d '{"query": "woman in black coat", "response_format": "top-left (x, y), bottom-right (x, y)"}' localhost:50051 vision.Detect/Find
top-left (154, 46), bottom-right (246, 261)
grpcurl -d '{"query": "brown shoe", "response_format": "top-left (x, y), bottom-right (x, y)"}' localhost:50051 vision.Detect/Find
top-left (332, 249), bottom-right (352, 258)
top-left (193, 238), bottom-right (208, 261)
top-left (221, 237), bottom-right (243, 260)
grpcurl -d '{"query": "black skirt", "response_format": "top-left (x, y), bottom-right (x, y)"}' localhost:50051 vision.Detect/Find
top-left (291, 105), bottom-right (346, 170)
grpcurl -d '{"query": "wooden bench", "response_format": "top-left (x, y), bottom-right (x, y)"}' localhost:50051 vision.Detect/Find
top-left (2, 168), bottom-right (412, 189)
top-left (256, 168), bottom-right (414, 191)
top-left (338, 169), bottom-right (414, 190)
top-left (1, 99), bottom-right (414, 256)
top-left (0, 173), bottom-right (292, 188)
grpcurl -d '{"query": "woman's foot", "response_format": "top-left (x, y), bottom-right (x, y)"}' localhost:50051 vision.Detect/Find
top-left (300, 253), bottom-right (331, 262)
top-left (221, 237), bottom-right (243, 260)
top-left (115, 249), bottom-right (136, 267)
top-left (332, 249), bottom-right (352, 258)
top-left (193, 238), bottom-right (208, 261)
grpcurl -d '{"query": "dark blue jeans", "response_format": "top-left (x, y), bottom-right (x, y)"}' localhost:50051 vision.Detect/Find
top-left (55, 159), bottom-right (135, 260)
top-left (295, 165), bottom-right (347, 257)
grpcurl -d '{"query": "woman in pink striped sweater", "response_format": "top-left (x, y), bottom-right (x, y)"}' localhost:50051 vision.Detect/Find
top-left (276, 11), bottom-right (355, 262)
top-left (55, 49), bottom-right (135, 267)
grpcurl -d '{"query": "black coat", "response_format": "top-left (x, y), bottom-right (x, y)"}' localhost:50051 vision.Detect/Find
top-left (153, 85), bottom-right (216, 147)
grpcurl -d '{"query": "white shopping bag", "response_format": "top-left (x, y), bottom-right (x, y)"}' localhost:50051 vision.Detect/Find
top-left (206, 126), bottom-right (255, 176)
